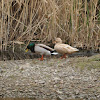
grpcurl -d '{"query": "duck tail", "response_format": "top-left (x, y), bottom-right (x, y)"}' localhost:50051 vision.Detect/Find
top-left (51, 51), bottom-right (58, 55)
top-left (74, 48), bottom-right (79, 51)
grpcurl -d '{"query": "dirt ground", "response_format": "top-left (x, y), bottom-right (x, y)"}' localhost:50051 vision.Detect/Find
top-left (0, 54), bottom-right (100, 100)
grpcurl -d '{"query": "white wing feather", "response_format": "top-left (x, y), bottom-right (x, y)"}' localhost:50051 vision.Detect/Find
top-left (37, 44), bottom-right (54, 51)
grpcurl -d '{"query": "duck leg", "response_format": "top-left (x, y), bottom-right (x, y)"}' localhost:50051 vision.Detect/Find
top-left (61, 54), bottom-right (66, 59)
top-left (39, 55), bottom-right (44, 61)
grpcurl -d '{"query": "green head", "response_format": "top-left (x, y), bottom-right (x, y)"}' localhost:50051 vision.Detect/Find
top-left (25, 43), bottom-right (35, 52)
top-left (27, 43), bottom-right (35, 49)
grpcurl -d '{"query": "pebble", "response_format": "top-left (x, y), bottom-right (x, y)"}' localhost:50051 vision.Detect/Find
top-left (56, 90), bottom-right (63, 94)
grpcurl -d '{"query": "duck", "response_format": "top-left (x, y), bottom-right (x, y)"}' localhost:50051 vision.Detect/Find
top-left (54, 38), bottom-right (79, 59)
top-left (25, 42), bottom-right (58, 61)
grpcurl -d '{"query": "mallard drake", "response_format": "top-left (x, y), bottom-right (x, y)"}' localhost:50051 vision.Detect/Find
top-left (25, 42), bottom-right (58, 61)
top-left (54, 38), bottom-right (79, 59)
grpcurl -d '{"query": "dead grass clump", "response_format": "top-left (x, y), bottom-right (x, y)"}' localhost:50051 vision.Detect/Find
top-left (0, 0), bottom-right (100, 52)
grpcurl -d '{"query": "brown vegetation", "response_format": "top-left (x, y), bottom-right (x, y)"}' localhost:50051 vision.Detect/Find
top-left (0, 0), bottom-right (100, 52)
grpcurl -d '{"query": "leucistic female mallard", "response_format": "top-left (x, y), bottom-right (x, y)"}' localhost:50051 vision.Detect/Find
top-left (25, 43), bottom-right (58, 61)
top-left (54, 38), bottom-right (79, 59)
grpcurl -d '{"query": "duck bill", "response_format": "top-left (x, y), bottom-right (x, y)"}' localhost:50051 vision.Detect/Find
top-left (25, 48), bottom-right (29, 52)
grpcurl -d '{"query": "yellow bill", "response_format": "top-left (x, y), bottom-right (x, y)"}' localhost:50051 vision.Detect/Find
top-left (25, 49), bottom-right (29, 52)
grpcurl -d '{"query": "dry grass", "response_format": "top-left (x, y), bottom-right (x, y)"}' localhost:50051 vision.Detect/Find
top-left (0, 0), bottom-right (100, 52)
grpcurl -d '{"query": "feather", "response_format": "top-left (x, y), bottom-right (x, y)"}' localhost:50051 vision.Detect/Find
top-left (54, 38), bottom-right (79, 55)
top-left (36, 44), bottom-right (54, 51)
